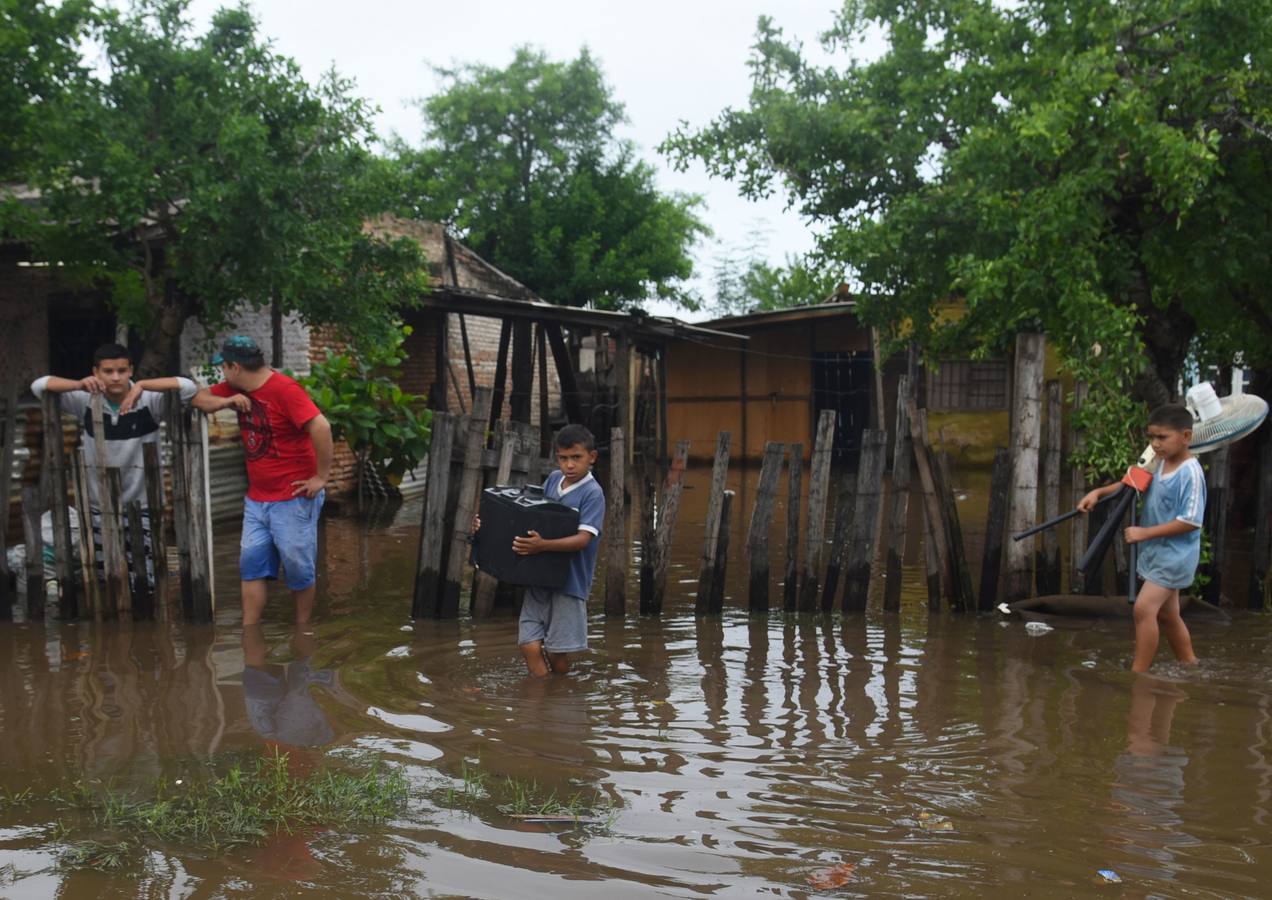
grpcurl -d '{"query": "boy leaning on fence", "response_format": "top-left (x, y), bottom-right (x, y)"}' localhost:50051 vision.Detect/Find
top-left (29, 342), bottom-right (242, 585)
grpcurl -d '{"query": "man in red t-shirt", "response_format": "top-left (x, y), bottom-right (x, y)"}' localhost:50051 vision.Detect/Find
top-left (193, 336), bottom-right (333, 625)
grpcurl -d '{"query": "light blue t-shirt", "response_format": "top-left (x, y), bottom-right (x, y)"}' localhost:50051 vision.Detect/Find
top-left (1137, 457), bottom-right (1206, 590)
top-left (543, 469), bottom-right (605, 602)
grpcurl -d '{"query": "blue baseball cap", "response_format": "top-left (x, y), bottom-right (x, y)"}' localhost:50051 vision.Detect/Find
top-left (212, 335), bottom-right (264, 365)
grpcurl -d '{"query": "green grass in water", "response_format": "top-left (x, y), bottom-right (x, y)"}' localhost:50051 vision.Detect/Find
top-left (51, 750), bottom-right (408, 869)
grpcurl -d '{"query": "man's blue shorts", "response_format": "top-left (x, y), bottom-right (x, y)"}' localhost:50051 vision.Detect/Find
top-left (240, 492), bottom-right (325, 591)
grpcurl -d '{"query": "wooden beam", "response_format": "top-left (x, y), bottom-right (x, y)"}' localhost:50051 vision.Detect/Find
top-left (489, 318), bottom-right (512, 434)
top-left (458, 313), bottom-right (477, 402)
top-left (544, 323), bottom-right (584, 425)
top-left (510, 321), bottom-right (533, 424)
top-left (536, 323), bottom-right (550, 456)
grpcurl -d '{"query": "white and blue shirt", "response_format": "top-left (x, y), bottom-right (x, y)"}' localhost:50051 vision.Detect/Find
top-left (543, 469), bottom-right (605, 602)
top-left (1137, 457), bottom-right (1206, 589)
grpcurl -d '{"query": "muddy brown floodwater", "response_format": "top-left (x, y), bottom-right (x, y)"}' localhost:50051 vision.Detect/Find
top-left (2, 463), bottom-right (1272, 898)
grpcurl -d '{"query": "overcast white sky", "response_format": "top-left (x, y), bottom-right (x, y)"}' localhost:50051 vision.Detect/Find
top-left (178, 0), bottom-right (857, 320)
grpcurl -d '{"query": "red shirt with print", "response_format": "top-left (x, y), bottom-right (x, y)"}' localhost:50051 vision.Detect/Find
top-left (211, 372), bottom-right (321, 502)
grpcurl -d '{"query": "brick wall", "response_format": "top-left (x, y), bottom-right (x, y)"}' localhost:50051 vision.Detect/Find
top-left (180, 306), bottom-right (312, 379)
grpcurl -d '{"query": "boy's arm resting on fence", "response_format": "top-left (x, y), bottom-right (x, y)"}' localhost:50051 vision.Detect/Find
top-left (31, 374), bottom-right (102, 396)
top-left (291, 413), bottom-right (332, 498)
top-left (119, 376), bottom-right (198, 414)
top-left (190, 387), bottom-right (250, 414)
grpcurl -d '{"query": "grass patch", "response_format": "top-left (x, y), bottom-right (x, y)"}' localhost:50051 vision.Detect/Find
top-left (438, 758), bottom-right (613, 827)
top-left (0, 786), bottom-right (35, 810)
top-left (51, 749), bottom-right (408, 869)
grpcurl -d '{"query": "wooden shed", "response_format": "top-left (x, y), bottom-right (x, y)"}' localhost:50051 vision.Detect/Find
top-left (665, 302), bottom-right (899, 464)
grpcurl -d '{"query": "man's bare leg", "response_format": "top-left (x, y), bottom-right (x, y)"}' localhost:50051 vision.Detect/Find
top-left (242, 579), bottom-right (268, 626)
top-left (291, 584), bottom-right (316, 624)
top-left (1157, 588), bottom-right (1198, 666)
top-left (1132, 581), bottom-right (1172, 672)
top-left (547, 652), bottom-right (571, 674)
top-left (520, 640), bottom-right (550, 677)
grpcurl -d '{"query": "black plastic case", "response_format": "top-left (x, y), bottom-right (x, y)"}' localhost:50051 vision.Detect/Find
top-left (470, 484), bottom-right (580, 589)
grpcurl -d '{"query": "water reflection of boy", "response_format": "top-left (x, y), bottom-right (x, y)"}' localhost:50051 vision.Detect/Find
top-left (1107, 675), bottom-right (1192, 882)
top-left (241, 624), bottom-right (335, 750)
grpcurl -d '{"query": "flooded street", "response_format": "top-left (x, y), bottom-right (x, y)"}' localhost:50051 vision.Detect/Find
top-left (3, 465), bottom-right (1272, 898)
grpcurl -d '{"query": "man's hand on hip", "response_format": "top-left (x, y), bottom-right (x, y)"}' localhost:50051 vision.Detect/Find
top-left (291, 476), bottom-right (326, 499)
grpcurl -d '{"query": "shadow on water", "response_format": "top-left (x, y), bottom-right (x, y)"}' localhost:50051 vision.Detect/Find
top-left (2, 464), bottom-right (1272, 897)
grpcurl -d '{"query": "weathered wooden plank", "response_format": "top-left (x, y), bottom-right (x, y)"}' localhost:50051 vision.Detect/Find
top-left (1250, 433), bottom-right (1272, 610)
top-left (843, 429), bottom-right (888, 612)
top-left (882, 375), bottom-right (914, 613)
top-left (638, 463), bottom-right (657, 615)
top-left (978, 447), bottom-right (1012, 611)
top-left (510, 321), bottom-right (533, 424)
top-left (783, 442), bottom-right (803, 612)
top-left (471, 421), bottom-right (516, 617)
top-left (166, 396), bottom-right (194, 619)
top-left (604, 427), bottom-right (628, 618)
top-left (412, 412), bottom-right (456, 619)
top-left (71, 448), bottom-right (100, 621)
top-left (544, 323), bottom-right (584, 426)
top-left (185, 411), bottom-right (214, 622)
top-left (1069, 382), bottom-right (1089, 593)
top-left (488, 318), bottom-right (512, 433)
top-left (821, 469), bottom-right (856, 612)
top-left (695, 431), bottom-right (731, 616)
top-left (442, 387), bottom-right (494, 618)
top-left (746, 441), bottom-right (785, 614)
top-left (20, 486), bottom-right (44, 618)
top-left (42, 394), bottom-right (77, 618)
top-left (905, 396), bottom-right (952, 608)
top-left (125, 501), bottom-right (152, 621)
top-left (106, 468), bottom-right (132, 620)
top-left (142, 443), bottom-right (168, 621)
top-left (1037, 380), bottom-right (1063, 595)
top-left (933, 448), bottom-right (974, 610)
top-left (0, 375), bottom-right (18, 620)
top-left (1203, 445), bottom-right (1231, 605)
top-left (1005, 332), bottom-right (1045, 601)
top-left (799, 409), bottom-right (837, 612)
top-left (707, 489), bottom-right (735, 614)
top-left (646, 440), bottom-right (690, 615)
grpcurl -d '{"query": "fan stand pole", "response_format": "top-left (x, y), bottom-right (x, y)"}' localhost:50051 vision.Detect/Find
top-left (1128, 494), bottom-right (1137, 605)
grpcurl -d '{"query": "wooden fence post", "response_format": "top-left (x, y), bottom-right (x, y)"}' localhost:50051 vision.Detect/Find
top-left (91, 396), bottom-right (130, 618)
top-left (125, 501), bottom-right (152, 620)
top-left (185, 410), bottom-right (214, 622)
top-left (412, 412), bottom-right (456, 619)
top-left (695, 431), bottom-right (731, 616)
top-left (799, 409), bottom-right (837, 612)
top-left (708, 489), bottom-right (734, 614)
top-left (1069, 382), bottom-right (1089, 593)
top-left (1005, 332), bottom-right (1045, 601)
top-left (1203, 446), bottom-right (1231, 606)
top-left (905, 396), bottom-right (952, 607)
top-left (882, 375), bottom-right (914, 613)
top-left (106, 468), bottom-right (132, 620)
top-left (142, 443), bottom-right (169, 620)
top-left (933, 447), bottom-right (974, 609)
top-left (842, 429), bottom-right (888, 612)
top-left (645, 440), bottom-right (689, 615)
top-left (746, 441), bottom-right (785, 614)
top-left (0, 376), bottom-right (17, 620)
top-left (1250, 434), bottom-right (1272, 611)
top-left (441, 387), bottom-right (493, 619)
top-left (167, 396), bottom-right (194, 618)
top-left (604, 426), bottom-right (627, 618)
top-left (42, 393), bottom-right (77, 618)
top-left (471, 420), bottom-right (516, 618)
top-left (71, 448), bottom-right (100, 620)
top-left (979, 447), bottom-right (1012, 611)
top-left (20, 486), bottom-right (44, 617)
top-left (1036, 380), bottom-right (1062, 595)
top-left (821, 470), bottom-right (856, 612)
top-left (783, 442), bottom-right (803, 612)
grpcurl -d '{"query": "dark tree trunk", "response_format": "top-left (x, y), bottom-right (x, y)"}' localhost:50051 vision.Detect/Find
top-left (137, 288), bottom-right (193, 378)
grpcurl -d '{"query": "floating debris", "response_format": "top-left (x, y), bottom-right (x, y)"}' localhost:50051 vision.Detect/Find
top-left (1097, 869), bottom-right (1121, 883)
top-left (1024, 621), bottom-right (1054, 636)
top-left (807, 862), bottom-right (856, 889)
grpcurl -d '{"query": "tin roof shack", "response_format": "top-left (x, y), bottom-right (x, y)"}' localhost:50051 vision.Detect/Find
top-left (665, 303), bottom-right (898, 464)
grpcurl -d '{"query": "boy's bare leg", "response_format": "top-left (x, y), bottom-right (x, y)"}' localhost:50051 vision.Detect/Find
top-left (291, 584), bottom-right (315, 625)
top-left (242, 579), bottom-right (268, 626)
top-left (547, 652), bottom-right (571, 674)
top-left (1157, 588), bottom-right (1198, 667)
top-left (520, 640), bottom-right (551, 677)
top-left (1131, 581), bottom-right (1172, 672)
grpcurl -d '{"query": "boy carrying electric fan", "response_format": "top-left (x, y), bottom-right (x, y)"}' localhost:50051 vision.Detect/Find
top-left (1079, 405), bottom-right (1204, 673)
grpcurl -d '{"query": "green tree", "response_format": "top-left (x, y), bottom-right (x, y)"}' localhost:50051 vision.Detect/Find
top-left (713, 252), bottom-right (842, 317)
top-left (665, 0), bottom-right (1272, 472)
top-left (13, 0), bottom-right (426, 374)
top-left (395, 47), bottom-right (709, 310)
